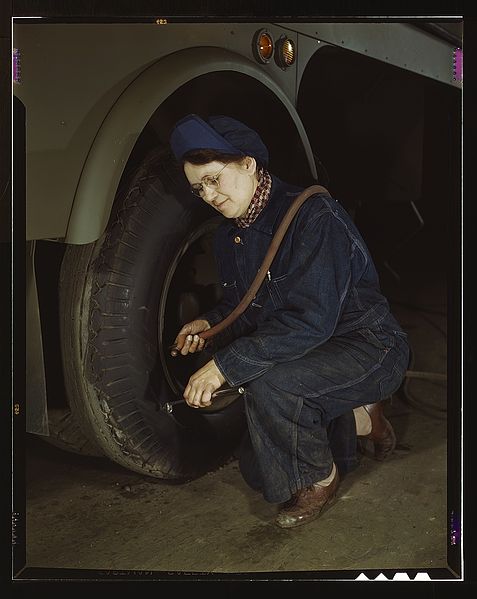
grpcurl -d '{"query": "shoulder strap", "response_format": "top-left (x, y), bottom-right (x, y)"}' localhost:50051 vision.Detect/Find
top-left (200, 185), bottom-right (330, 341)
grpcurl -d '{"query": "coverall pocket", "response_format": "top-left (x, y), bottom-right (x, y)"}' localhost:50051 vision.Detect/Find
top-left (221, 280), bottom-right (241, 304)
top-left (266, 273), bottom-right (288, 309)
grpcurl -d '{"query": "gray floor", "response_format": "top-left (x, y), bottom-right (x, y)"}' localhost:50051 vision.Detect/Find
top-left (21, 272), bottom-right (456, 580)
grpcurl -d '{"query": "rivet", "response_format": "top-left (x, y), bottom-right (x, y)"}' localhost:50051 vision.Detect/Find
top-left (234, 236), bottom-right (242, 244)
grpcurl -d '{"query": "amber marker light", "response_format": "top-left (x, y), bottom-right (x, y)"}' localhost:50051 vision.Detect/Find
top-left (275, 36), bottom-right (296, 69)
top-left (253, 29), bottom-right (274, 64)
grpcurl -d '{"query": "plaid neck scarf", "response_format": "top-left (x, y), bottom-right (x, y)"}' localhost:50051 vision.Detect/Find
top-left (234, 168), bottom-right (272, 228)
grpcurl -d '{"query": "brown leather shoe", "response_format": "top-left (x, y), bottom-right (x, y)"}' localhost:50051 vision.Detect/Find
top-left (360, 402), bottom-right (396, 461)
top-left (275, 467), bottom-right (339, 529)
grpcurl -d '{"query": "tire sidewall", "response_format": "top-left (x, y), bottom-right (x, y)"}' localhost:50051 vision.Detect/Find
top-left (61, 150), bottom-right (245, 479)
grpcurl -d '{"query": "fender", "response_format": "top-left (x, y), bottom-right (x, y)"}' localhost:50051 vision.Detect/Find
top-left (65, 46), bottom-right (318, 244)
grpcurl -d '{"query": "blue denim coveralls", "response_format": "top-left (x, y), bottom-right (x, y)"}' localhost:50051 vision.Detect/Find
top-left (202, 176), bottom-right (410, 504)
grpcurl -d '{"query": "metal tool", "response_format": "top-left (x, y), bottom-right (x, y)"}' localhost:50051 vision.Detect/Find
top-left (161, 385), bottom-right (244, 414)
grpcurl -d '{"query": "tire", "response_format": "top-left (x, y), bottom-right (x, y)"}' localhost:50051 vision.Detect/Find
top-left (44, 408), bottom-right (104, 457)
top-left (59, 148), bottom-right (246, 481)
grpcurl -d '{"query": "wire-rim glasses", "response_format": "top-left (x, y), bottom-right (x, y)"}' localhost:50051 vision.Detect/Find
top-left (190, 163), bottom-right (229, 197)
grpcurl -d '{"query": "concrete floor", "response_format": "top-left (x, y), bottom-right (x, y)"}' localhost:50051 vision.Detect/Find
top-left (19, 271), bottom-right (459, 581)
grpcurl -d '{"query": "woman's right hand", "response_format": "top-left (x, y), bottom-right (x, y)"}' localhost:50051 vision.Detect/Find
top-left (172, 319), bottom-right (211, 356)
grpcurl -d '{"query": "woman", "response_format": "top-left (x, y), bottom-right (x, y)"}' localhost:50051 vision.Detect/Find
top-left (169, 114), bottom-right (409, 529)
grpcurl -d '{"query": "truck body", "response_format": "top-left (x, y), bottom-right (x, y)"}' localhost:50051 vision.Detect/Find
top-left (14, 19), bottom-right (462, 479)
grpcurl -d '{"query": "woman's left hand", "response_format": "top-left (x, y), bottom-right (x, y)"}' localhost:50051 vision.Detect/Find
top-left (184, 359), bottom-right (226, 408)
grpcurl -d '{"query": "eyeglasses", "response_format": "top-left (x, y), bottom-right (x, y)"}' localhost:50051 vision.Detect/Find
top-left (189, 163), bottom-right (229, 197)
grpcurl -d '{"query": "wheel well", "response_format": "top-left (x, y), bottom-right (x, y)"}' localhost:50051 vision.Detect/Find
top-left (298, 44), bottom-right (460, 285)
top-left (118, 69), bottom-right (319, 197)
top-left (39, 68), bottom-right (311, 414)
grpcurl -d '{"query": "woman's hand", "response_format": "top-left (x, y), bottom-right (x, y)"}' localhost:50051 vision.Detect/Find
top-left (173, 319), bottom-right (211, 356)
top-left (184, 359), bottom-right (226, 408)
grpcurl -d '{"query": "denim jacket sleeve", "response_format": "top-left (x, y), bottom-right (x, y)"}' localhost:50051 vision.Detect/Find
top-left (198, 304), bottom-right (229, 328)
top-left (213, 206), bottom-right (364, 387)
top-left (197, 301), bottom-right (241, 352)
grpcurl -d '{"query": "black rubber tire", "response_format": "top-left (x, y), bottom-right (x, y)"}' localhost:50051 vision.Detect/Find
top-left (59, 148), bottom-right (246, 481)
top-left (44, 408), bottom-right (104, 457)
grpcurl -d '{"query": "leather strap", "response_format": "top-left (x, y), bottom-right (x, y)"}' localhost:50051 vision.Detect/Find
top-left (200, 184), bottom-right (330, 341)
